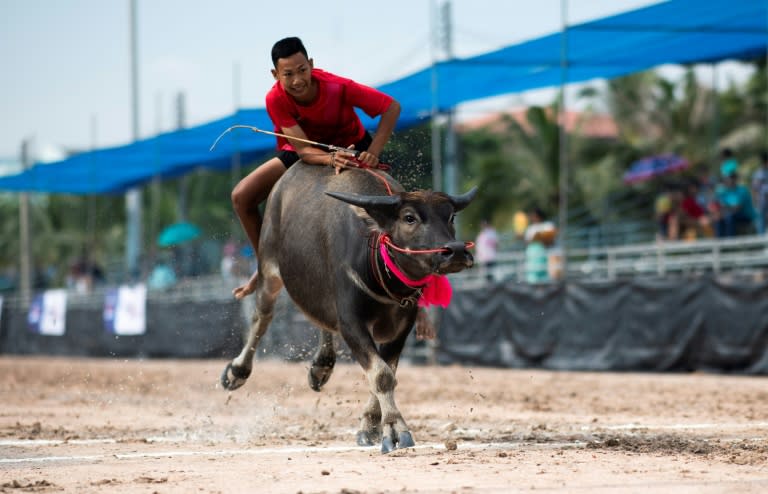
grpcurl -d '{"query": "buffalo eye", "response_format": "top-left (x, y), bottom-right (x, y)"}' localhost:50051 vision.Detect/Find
top-left (403, 213), bottom-right (417, 225)
top-left (449, 213), bottom-right (456, 224)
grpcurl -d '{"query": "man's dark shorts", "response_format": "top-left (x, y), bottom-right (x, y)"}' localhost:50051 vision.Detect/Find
top-left (276, 132), bottom-right (374, 168)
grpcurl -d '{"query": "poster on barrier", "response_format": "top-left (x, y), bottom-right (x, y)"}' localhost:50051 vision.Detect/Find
top-left (104, 284), bottom-right (146, 336)
top-left (28, 289), bottom-right (67, 335)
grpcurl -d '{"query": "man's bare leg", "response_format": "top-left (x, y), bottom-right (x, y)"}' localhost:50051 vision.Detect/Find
top-left (231, 158), bottom-right (286, 299)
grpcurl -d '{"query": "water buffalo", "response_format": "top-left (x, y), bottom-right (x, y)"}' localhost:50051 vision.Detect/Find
top-left (221, 159), bottom-right (476, 453)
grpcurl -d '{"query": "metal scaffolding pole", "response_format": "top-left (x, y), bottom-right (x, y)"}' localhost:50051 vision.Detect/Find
top-left (441, 0), bottom-right (457, 200)
top-left (431, 0), bottom-right (457, 210)
top-left (125, 0), bottom-right (142, 281)
top-left (558, 0), bottom-right (569, 279)
top-left (18, 139), bottom-right (32, 303)
top-left (430, 0), bottom-right (442, 193)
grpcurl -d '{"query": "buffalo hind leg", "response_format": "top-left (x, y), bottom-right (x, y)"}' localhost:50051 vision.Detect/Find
top-left (221, 269), bottom-right (283, 390)
top-left (356, 393), bottom-right (382, 446)
top-left (308, 331), bottom-right (336, 392)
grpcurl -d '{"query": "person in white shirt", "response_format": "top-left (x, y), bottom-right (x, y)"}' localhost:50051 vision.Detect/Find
top-left (475, 220), bottom-right (499, 282)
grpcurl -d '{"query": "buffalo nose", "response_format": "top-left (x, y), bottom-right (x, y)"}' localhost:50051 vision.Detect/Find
top-left (442, 241), bottom-right (470, 259)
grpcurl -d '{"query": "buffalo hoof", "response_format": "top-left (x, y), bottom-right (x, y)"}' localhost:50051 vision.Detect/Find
top-left (381, 431), bottom-right (415, 454)
top-left (356, 431), bottom-right (376, 447)
top-left (398, 431), bottom-right (415, 449)
top-left (381, 436), bottom-right (396, 453)
top-left (308, 365), bottom-right (334, 392)
top-left (220, 362), bottom-right (251, 391)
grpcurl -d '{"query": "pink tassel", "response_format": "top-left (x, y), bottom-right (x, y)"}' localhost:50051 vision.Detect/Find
top-left (418, 275), bottom-right (452, 308)
top-left (379, 242), bottom-right (453, 308)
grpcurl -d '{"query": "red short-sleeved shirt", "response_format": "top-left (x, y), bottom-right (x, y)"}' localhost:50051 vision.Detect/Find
top-left (265, 69), bottom-right (393, 151)
top-left (681, 196), bottom-right (705, 219)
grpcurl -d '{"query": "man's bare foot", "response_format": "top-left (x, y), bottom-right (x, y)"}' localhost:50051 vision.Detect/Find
top-left (232, 271), bottom-right (258, 300)
top-left (415, 308), bottom-right (436, 340)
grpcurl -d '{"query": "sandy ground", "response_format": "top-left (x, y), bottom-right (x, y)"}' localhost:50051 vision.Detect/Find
top-left (1, 356), bottom-right (767, 493)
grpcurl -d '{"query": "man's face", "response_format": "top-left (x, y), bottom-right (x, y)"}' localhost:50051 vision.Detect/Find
top-left (272, 52), bottom-right (314, 101)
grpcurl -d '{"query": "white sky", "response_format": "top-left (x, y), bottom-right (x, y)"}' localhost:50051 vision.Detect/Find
top-left (1, 0), bottom-right (676, 160)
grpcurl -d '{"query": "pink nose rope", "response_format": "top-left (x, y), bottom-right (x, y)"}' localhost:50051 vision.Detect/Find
top-left (379, 242), bottom-right (452, 308)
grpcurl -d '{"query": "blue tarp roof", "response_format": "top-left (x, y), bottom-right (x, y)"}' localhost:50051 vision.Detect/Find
top-left (2, 0), bottom-right (766, 194)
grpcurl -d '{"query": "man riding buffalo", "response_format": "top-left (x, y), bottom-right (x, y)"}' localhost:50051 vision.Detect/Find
top-left (231, 36), bottom-right (400, 300)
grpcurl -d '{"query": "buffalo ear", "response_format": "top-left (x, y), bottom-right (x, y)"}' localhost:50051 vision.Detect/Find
top-left (325, 191), bottom-right (402, 224)
top-left (448, 186), bottom-right (478, 212)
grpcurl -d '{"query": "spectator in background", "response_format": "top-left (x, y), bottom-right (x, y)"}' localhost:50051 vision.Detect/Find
top-left (679, 179), bottom-right (714, 239)
top-left (524, 208), bottom-right (557, 283)
top-left (654, 184), bottom-right (675, 240)
top-left (148, 252), bottom-right (177, 291)
top-left (475, 219), bottom-right (499, 282)
top-left (715, 172), bottom-right (756, 237)
top-left (719, 148), bottom-right (740, 178)
top-left (66, 257), bottom-right (90, 294)
top-left (65, 252), bottom-right (105, 293)
top-left (751, 150), bottom-right (768, 234)
top-left (655, 183), bottom-right (691, 241)
top-left (220, 241), bottom-right (237, 281)
top-left (696, 173), bottom-right (719, 213)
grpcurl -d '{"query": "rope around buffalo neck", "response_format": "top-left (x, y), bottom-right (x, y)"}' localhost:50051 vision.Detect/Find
top-left (376, 235), bottom-right (453, 309)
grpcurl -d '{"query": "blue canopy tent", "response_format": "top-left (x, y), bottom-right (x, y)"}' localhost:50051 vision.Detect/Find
top-left (0, 0), bottom-right (765, 194)
top-left (0, 108), bottom-right (428, 195)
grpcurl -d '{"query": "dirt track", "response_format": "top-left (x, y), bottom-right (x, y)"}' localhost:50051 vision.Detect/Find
top-left (1, 356), bottom-right (767, 493)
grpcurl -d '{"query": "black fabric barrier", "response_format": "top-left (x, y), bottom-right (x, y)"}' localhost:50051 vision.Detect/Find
top-left (0, 298), bottom-right (244, 359)
top-left (437, 276), bottom-right (768, 374)
top-left (3, 277), bottom-right (767, 374)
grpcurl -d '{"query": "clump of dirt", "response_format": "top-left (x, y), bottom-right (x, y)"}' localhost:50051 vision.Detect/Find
top-left (133, 476), bottom-right (167, 484)
top-left (0, 421), bottom-right (77, 440)
top-left (587, 433), bottom-right (768, 464)
top-left (1, 479), bottom-right (57, 492)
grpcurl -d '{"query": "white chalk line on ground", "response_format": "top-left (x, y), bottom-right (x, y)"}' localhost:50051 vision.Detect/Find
top-left (5, 420), bottom-right (761, 448)
top-left (0, 436), bottom-right (184, 447)
top-left (0, 441), bottom-right (585, 465)
top-left (593, 422), bottom-right (768, 431)
top-left (3, 421), bottom-right (767, 465)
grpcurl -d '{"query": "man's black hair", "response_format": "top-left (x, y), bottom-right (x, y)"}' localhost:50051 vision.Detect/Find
top-left (271, 37), bottom-right (308, 67)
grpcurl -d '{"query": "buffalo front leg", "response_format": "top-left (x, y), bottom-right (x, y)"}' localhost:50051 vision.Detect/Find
top-left (342, 322), bottom-right (414, 453)
top-left (221, 271), bottom-right (283, 390)
top-left (356, 334), bottom-right (411, 447)
top-left (363, 358), bottom-right (415, 453)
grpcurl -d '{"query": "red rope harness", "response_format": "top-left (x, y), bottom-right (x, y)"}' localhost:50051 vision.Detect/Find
top-left (344, 157), bottom-right (394, 195)
top-left (382, 235), bottom-right (475, 255)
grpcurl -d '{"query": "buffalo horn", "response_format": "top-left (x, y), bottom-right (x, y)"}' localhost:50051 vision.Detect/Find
top-left (448, 186), bottom-right (478, 212)
top-left (325, 191), bottom-right (402, 210)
